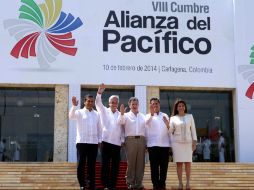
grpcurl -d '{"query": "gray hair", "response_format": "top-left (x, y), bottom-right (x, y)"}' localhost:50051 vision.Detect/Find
top-left (128, 97), bottom-right (139, 104)
top-left (108, 95), bottom-right (119, 103)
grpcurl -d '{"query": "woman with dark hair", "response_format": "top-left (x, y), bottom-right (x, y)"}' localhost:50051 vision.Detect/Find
top-left (169, 99), bottom-right (197, 190)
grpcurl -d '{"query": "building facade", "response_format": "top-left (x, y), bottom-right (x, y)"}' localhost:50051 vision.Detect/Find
top-left (0, 0), bottom-right (254, 162)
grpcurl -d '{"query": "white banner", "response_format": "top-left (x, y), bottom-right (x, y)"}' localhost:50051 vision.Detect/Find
top-left (0, 0), bottom-right (234, 87)
top-left (235, 0), bottom-right (254, 162)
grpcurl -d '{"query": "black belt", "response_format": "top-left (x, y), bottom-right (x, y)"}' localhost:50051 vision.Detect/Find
top-left (127, 136), bottom-right (142, 139)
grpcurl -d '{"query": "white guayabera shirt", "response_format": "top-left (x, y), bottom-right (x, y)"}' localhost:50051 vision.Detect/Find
top-left (118, 111), bottom-right (146, 137)
top-left (69, 106), bottom-right (102, 144)
top-left (95, 93), bottom-right (124, 146)
top-left (145, 112), bottom-right (171, 147)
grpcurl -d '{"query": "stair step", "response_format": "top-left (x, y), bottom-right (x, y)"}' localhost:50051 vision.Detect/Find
top-left (0, 162), bottom-right (254, 189)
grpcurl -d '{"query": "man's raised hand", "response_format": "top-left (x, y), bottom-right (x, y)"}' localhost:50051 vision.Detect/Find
top-left (120, 104), bottom-right (125, 115)
top-left (150, 104), bottom-right (155, 116)
top-left (72, 96), bottom-right (79, 106)
top-left (98, 83), bottom-right (105, 94)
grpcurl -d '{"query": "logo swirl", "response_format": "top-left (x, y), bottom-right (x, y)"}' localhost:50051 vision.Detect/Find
top-left (4, 0), bottom-right (83, 69)
top-left (238, 45), bottom-right (254, 99)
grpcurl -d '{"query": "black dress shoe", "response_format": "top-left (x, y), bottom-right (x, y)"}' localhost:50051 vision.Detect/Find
top-left (159, 185), bottom-right (166, 190)
top-left (87, 187), bottom-right (99, 190)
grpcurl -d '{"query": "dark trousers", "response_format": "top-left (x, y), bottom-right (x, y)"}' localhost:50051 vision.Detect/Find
top-left (148, 147), bottom-right (170, 189)
top-left (101, 141), bottom-right (121, 188)
top-left (76, 143), bottom-right (98, 188)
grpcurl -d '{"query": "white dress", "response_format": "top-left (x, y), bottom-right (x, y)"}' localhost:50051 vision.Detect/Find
top-left (169, 114), bottom-right (197, 162)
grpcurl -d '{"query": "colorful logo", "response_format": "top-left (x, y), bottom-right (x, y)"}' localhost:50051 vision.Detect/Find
top-left (238, 45), bottom-right (254, 99)
top-left (3, 0), bottom-right (83, 69)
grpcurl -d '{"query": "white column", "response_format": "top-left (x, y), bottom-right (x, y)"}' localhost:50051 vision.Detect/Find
top-left (135, 85), bottom-right (147, 114)
top-left (68, 84), bottom-right (81, 162)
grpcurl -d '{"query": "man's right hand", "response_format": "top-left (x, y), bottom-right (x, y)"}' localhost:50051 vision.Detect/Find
top-left (163, 116), bottom-right (170, 129)
top-left (72, 96), bottom-right (79, 106)
top-left (120, 104), bottom-right (125, 115)
top-left (98, 83), bottom-right (105, 94)
top-left (149, 104), bottom-right (155, 116)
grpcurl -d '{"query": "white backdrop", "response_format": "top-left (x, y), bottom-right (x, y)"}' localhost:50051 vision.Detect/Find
top-left (0, 0), bottom-right (235, 87)
top-left (234, 0), bottom-right (254, 162)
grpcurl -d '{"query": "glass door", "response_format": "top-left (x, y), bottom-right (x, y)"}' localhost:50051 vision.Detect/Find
top-left (160, 90), bottom-right (235, 162)
top-left (0, 88), bottom-right (54, 162)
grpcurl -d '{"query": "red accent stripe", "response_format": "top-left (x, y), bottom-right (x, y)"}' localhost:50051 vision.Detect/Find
top-left (47, 33), bottom-right (75, 46)
top-left (30, 33), bottom-right (39, 57)
top-left (246, 82), bottom-right (254, 99)
top-left (47, 32), bottom-right (73, 39)
top-left (11, 32), bottom-right (40, 58)
top-left (21, 33), bottom-right (40, 58)
top-left (46, 33), bottom-right (77, 56)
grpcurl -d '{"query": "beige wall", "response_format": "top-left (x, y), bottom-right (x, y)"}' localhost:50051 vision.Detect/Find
top-left (54, 85), bottom-right (69, 161)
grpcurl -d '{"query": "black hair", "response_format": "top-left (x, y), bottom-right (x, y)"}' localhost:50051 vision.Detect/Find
top-left (84, 94), bottom-right (94, 102)
top-left (150, 97), bottom-right (160, 104)
top-left (171, 99), bottom-right (188, 116)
